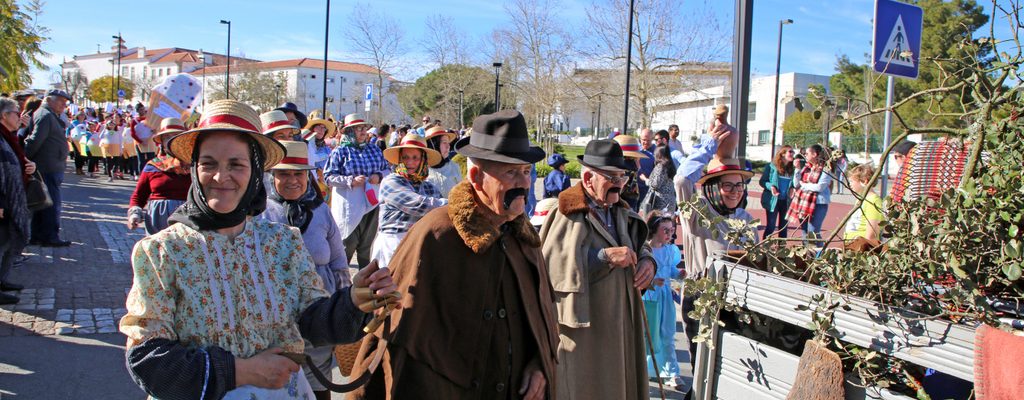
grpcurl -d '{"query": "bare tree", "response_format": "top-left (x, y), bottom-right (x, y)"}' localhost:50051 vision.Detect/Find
top-left (207, 70), bottom-right (288, 112)
top-left (344, 3), bottom-right (404, 124)
top-left (582, 0), bottom-right (730, 128)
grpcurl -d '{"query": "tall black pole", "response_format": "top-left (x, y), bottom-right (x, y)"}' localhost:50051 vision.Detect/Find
top-left (596, 95), bottom-right (602, 137)
top-left (730, 0), bottom-right (753, 157)
top-left (492, 62), bottom-right (502, 111)
top-left (322, 0), bottom-right (330, 115)
top-left (338, 77), bottom-right (344, 117)
top-left (769, 19), bottom-right (792, 158)
top-left (622, 0), bottom-right (636, 133)
top-left (221, 20), bottom-right (231, 98)
top-left (114, 34), bottom-right (122, 107)
top-left (458, 90), bottom-right (464, 130)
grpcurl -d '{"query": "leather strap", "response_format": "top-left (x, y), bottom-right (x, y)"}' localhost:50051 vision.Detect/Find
top-left (281, 338), bottom-right (387, 393)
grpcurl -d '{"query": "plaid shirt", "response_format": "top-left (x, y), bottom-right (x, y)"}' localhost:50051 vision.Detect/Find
top-left (378, 174), bottom-right (447, 234)
top-left (323, 144), bottom-right (389, 181)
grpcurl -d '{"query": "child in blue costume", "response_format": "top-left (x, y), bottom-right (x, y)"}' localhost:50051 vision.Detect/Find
top-left (643, 211), bottom-right (683, 388)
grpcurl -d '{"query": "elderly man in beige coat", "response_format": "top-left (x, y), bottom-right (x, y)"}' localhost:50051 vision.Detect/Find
top-left (540, 139), bottom-right (656, 400)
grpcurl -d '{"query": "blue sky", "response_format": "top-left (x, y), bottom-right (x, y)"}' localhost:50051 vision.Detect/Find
top-left (27, 0), bottom-right (1013, 87)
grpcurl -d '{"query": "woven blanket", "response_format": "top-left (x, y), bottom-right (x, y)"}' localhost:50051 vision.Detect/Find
top-left (891, 140), bottom-right (972, 203)
top-left (787, 167), bottom-right (822, 224)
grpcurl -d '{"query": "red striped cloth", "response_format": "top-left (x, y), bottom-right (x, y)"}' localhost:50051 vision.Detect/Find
top-left (891, 140), bottom-right (972, 203)
top-left (787, 167), bottom-right (822, 225)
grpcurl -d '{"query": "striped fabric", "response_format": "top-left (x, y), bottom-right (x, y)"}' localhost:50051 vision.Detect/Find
top-left (891, 140), bottom-right (976, 203)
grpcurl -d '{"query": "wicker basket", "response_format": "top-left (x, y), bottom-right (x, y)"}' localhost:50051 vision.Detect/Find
top-left (334, 341), bottom-right (362, 376)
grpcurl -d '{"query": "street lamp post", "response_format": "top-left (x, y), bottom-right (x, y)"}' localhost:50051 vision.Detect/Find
top-left (275, 84), bottom-right (282, 105)
top-left (112, 34), bottom-right (122, 107)
top-left (769, 18), bottom-right (793, 158)
top-left (492, 62), bottom-right (502, 110)
top-left (596, 94), bottom-right (602, 138)
top-left (220, 20), bottom-right (231, 99)
top-left (622, 0), bottom-right (636, 133)
top-left (322, 0), bottom-right (331, 115)
top-left (198, 50), bottom-right (207, 110)
top-left (458, 89), bottom-right (464, 130)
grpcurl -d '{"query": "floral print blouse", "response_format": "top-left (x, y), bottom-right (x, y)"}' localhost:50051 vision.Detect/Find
top-left (120, 218), bottom-right (329, 358)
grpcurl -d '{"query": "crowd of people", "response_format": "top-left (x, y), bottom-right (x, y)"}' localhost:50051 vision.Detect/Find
top-left (0, 84), bottom-right (914, 399)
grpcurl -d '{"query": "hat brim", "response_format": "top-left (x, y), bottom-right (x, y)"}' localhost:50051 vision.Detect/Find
top-left (622, 150), bottom-right (650, 159)
top-left (343, 121), bottom-right (372, 130)
top-left (577, 155), bottom-right (630, 173)
top-left (153, 130), bottom-right (185, 145)
top-left (270, 163), bottom-right (316, 171)
top-left (304, 119), bottom-right (337, 138)
top-left (548, 159), bottom-right (569, 167)
top-left (166, 127), bottom-right (286, 170)
top-left (454, 138), bottom-right (546, 165)
top-left (695, 169), bottom-right (754, 185)
top-left (425, 130), bottom-right (457, 142)
top-left (263, 124), bottom-right (298, 137)
top-left (383, 145), bottom-right (443, 167)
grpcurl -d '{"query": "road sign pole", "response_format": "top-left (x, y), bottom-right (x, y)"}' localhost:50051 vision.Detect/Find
top-left (880, 75), bottom-right (894, 199)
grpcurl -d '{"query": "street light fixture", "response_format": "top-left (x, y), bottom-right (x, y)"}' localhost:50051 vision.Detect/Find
top-left (769, 18), bottom-right (793, 158)
top-left (112, 34), bottom-right (123, 107)
top-left (322, 0), bottom-right (331, 115)
top-left (220, 20), bottom-right (231, 99)
top-left (198, 50), bottom-right (207, 109)
top-left (622, 0), bottom-right (636, 133)
top-left (492, 62), bottom-right (502, 110)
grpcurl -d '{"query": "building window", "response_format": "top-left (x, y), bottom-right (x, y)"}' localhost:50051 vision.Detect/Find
top-left (747, 102), bottom-right (757, 121)
top-left (758, 130), bottom-right (770, 146)
top-left (166, 68), bottom-right (171, 75)
top-left (142, 68), bottom-right (147, 78)
top-left (158, 69), bottom-right (163, 77)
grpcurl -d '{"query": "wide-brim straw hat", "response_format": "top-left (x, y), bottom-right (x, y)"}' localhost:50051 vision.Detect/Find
top-left (260, 110), bottom-right (297, 137)
top-left (383, 133), bottom-right (442, 167)
top-left (342, 113), bottom-right (372, 130)
top-left (166, 99), bottom-right (286, 169)
top-left (270, 140), bottom-right (316, 171)
top-left (530, 197), bottom-right (559, 227)
top-left (612, 135), bottom-right (650, 159)
top-left (304, 118), bottom-right (337, 138)
top-left (696, 157), bottom-right (754, 185)
top-left (424, 125), bottom-right (456, 142)
top-left (153, 117), bottom-right (187, 145)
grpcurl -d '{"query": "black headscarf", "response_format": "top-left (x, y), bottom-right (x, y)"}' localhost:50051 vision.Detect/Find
top-left (267, 171), bottom-right (324, 233)
top-left (701, 176), bottom-right (748, 217)
top-left (167, 133), bottom-right (268, 231)
top-left (426, 135), bottom-right (452, 168)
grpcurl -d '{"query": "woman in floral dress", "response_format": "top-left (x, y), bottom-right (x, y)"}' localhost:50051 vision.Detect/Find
top-left (120, 100), bottom-right (396, 400)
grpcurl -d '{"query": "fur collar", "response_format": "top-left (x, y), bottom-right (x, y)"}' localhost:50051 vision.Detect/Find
top-left (447, 181), bottom-right (542, 254)
top-left (558, 182), bottom-right (630, 216)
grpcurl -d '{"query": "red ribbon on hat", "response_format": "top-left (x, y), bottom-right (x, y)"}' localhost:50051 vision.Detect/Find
top-left (401, 139), bottom-right (428, 148)
top-left (266, 120), bottom-right (292, 130)
top-left (280, 156), bottom-right (309, 165)
top-left (619, 143), bottom-right (641, 152)
top-left (533, 209), bottom-right (551, 217)
top-left (163, 124), bottom-right (186, 131)
top-left (200, 114), bottom-right (260, 132)
top-left (705, 163), bottom-right (744, 175)
top-left (346, 119), bottom-right (366, 126)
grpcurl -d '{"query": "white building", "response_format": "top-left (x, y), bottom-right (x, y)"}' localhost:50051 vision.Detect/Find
top-left (191, 58), bottom-right (406, 123)
top-left (650, 72), bottom-right (832, 161)
top-left (60, 45), bottom-right (247, 105)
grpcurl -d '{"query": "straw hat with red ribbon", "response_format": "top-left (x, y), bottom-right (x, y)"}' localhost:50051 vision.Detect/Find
top-left (342, 113), bottom-right (372, 130)
top-left (259, 110), bottom-right (299, 138)
top-left (696, 157), bottom-right (753, 185)
top-left (612, 134), bottom-right (650, 159)
top-left (270, 141), bottom-right (316, 171)
top-left (153, 117), bottom-right (187, 145)
top-left (304, 117), bottom-right (337, 139)
top-left (383, 133), bottom-right (442, 167)
top-left (424, 125), bottom-right (456, 142)
top-left (165, 100), bottom-right (286, 169)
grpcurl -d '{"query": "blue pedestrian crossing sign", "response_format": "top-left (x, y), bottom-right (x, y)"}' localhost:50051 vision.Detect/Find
top-left (872, 0), bottom-right (923, 79)
top-left (117, 89), bottom-right (126, 99)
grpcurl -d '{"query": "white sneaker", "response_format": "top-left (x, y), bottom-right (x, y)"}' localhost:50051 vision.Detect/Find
top-left (107, 177), bottom-right (114, 182)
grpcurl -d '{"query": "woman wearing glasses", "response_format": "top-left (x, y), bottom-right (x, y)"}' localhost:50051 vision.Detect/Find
top-left (672, 119), bottom-right (756, 397)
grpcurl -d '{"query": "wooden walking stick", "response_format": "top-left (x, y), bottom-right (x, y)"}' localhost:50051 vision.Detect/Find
top-left (632, 263), bottom-right (668, 400)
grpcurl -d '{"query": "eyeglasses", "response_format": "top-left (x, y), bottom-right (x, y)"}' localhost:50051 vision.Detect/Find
top-left (591, 169), bottom-right (629, 184)
top-left (719, 182), bottom-right (747, 193)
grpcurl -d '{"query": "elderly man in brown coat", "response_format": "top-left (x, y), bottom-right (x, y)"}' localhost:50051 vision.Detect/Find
top-left (539, 139), bottom-right (656, 400)
top-left (348, 110), bottom-right (559, 400)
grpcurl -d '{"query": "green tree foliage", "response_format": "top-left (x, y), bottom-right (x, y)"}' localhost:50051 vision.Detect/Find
top-left (87, 76), bottom-right (134, 103)
top-left (780, 110), bottom-right (819, 135)
top-left (0, 0), bottom-right (50, 92)
top-left (397, 64), bottom-right (496, 128)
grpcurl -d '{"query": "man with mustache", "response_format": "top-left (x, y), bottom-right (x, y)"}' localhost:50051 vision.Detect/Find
top-left (539, 139), bottom-right (656, 400)
top-left (349, 110), bottom-right (559, 400)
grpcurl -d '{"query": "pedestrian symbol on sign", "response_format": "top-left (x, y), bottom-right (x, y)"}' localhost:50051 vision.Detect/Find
top-left (879, 15), bottom-right (914, 68)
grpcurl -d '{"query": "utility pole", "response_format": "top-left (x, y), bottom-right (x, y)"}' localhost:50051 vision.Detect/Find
top-left (622, 0), bottom-right (636, 134)
top-left (730, 0), bottom-right (754, 157)
top-left (769, 19), bottom-right (793, 158)
top-left (322, 0), bottom-right (330, 115)
top-left (220, 20), bottom-right (232, 99)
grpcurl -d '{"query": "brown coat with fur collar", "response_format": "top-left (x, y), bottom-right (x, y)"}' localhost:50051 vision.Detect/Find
top-left (347, 181), bottom-right (560, 400)
top-left (539, 183), bottom-right (651, 400)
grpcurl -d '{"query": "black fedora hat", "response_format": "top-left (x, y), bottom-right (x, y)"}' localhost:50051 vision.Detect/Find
top-left (274, 102), bottom-right (308, 129)
top-left (455, 110), bottom-right (545, 164)
top-left (577, 139), bottom-right (631, 172)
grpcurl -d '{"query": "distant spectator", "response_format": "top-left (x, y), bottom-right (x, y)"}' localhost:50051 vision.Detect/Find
top-left (844, 163), bottom-right (884, 242)
top-left (23, 90), bottom-right (72, 247)
top-left (667, 124), bottom-right (684, 154)
top-left (892, 140), bottom-right (917, 170)
top-left (789, 144), bottom-right (832, 243)
top-left (543, 153), bottom-right (571, 198)
top-left (759, 145), bottom-right (795, 239)
top-left (639, 145), bottom-right (678, 216)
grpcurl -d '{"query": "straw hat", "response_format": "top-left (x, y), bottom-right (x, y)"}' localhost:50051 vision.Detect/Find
top-left (696, 157), bottom-right (754, 185)
top-left (383, 133), bottom-right (442, 167)
top-left (165, 100), bottom-right (285, 169)
top-left (260, 110), bottom-right (298, 137)
top-left (304, 118), bottom-right (337, 138)
top-left (424, 125), bottom-right (456, 142)
top-left (342, 113), bottom-right (372, 130)
top-left (270, 141), bottom-right (315, 171)
top-left (530, 197), bottom-right (559, 227)
top-left (612, 135), bottom-right (650, 159)
top-left (153, 117), bottom-right (187, 145)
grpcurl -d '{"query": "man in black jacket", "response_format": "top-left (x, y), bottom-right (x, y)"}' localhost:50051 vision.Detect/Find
top-left (24, 90), bottom-right (72, 247)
